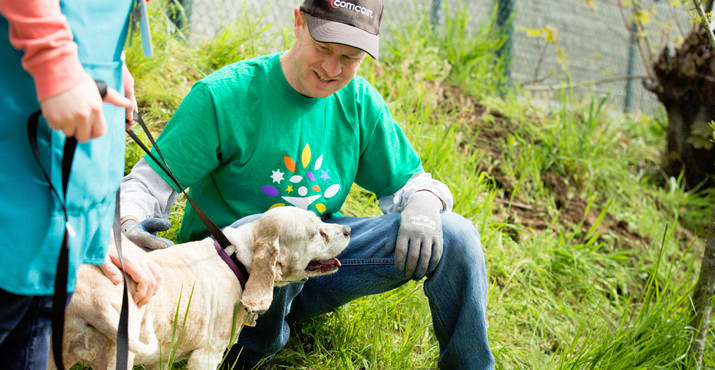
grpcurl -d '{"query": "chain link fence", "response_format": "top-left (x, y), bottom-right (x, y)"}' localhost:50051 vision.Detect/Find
top-left (511, 1), bottom-right (691, 114)
top-left (178, 0), bottom-right (692, 114)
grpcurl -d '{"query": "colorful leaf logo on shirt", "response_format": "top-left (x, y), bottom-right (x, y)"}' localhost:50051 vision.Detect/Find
top-left (261, 144), bottom-right (340, 214)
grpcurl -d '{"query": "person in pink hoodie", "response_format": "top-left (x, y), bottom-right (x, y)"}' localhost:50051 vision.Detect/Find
top-left (0, 1), bottom-right (160, 367)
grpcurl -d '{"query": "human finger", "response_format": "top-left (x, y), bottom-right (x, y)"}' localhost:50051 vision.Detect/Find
top-left (87, 103), bottom-right (106, 140)
top-left (394, 233), bottom-right (409, 273)
top-left (125, 253), bottom-right (153, 306)
top-left (430, 237), bottom-right (443, 269)
top-left (132, 271), bottom-right (151, 307)
top-left (139, 259), bottom-right (161, 301)
top-left (103, 88), bottom-right (132, 109)
top-left (62, 123), bottom-right (78, 140)
top-left (141, 218), bottom-right (172, 233)
top-left (416, 241), bottom-right (433, 279)
top-left (90, 115), bottom-right (106, 138)
top-left (99, 254), bottom-right (122, 285)
top-left (126, 88), bottom-right (137, 123)
top-left (147, 260), bottom-right (162, 297)
top-left (74, 112), bottom-right (93, 142)
top-left (47, 117), bottom-right (63, 131)
top-left (404, 237), bottom-right (422, 278)
top-left (137, 234), bottom-right (172, 250)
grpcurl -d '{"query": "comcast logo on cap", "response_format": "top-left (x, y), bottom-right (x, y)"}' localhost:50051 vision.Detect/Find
top-left (330, 0), bottom-right (374, 18)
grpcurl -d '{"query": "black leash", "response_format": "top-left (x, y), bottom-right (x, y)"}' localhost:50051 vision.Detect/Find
top-left (27, 110), bottom-right (75, 370)
top-left (126, 112), bottom-right (249, 287)
top-left (29, 82), bottom-right (247, 369)
top-left (28, 81), bottom-right (131, 370)
top-left (113, 189), bottom-right (130, 370)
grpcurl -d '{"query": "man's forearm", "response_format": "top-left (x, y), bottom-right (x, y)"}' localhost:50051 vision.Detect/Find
top-left (378, 172), bottom-right (453, 214)
top-left (121, 158), bottom-right (179, 222)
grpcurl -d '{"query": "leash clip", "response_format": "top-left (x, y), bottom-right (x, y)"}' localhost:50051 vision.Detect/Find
top-left (244, 311), bottom-right (258, 327)
top-left (65, 221), bottom-right (76, 238)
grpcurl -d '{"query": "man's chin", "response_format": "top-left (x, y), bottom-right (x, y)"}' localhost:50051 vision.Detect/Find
top-left (307, 85), bottom-right (338, 98)
top-left (308, 78), bottom-right (348, 97)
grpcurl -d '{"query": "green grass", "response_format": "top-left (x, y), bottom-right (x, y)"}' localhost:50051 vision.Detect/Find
top-left (115, 1), bottom-right (715, 368)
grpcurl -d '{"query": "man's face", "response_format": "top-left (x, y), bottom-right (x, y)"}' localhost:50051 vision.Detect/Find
top-left (285, 11), bottom-right (367, 98)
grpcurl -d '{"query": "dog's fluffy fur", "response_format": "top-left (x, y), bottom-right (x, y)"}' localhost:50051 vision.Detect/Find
top-left (51, 207), bottom-right (350, 369)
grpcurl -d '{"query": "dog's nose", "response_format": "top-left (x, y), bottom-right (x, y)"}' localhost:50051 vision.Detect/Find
top-left (343, 225), bottom-right (351, 237)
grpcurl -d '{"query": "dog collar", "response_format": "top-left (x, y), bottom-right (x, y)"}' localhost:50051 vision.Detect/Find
top-left (213, 240), bottom-right (248, 289)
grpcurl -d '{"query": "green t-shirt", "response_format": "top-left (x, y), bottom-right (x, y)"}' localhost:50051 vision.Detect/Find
top-left (148, 52), bottom-right (423, 242)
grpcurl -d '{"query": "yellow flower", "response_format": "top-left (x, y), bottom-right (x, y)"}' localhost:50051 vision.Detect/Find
top-left (634, 10), bottom-right (650, 25)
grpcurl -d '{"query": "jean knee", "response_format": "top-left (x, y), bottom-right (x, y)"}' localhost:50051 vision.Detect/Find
top-left (442, 212), bottom-right (480, 248)
top-left (434, 213), bottom-right (489, 303)
top-left (439, 213), bottom-right (486, 268)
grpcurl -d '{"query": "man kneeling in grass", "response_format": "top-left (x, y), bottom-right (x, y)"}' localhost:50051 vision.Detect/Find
top-left (119, 0), bottom-right (493, 368)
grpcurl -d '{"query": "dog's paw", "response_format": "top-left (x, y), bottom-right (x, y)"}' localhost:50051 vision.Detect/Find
top-left (240, 296), bottom-right (270, 314)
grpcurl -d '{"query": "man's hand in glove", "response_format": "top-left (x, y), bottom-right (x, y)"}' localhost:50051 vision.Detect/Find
top-left (391, 191), bottom-right (444, 279)
top-left (121, 217), bottom-right (175, 251)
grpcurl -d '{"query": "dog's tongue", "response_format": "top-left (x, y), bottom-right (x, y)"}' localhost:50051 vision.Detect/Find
top-left (307, 258), bottom-right (341, 271)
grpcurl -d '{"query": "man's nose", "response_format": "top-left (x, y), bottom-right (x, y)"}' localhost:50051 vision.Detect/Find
top-left (322, 56), bottom-right (342, 77)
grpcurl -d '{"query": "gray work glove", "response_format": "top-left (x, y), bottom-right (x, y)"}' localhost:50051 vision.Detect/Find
top-left (121, 218), bottom-right (175, 251)
top-left (390, 191), bottom-right (444, 279)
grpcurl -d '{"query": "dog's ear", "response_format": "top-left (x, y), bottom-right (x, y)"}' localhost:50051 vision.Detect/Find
top-left (240, 217), bottom-right (280, 313)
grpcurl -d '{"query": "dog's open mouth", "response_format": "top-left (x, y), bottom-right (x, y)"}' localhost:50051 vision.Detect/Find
top-left (306, 258), bottom-right (341, 272)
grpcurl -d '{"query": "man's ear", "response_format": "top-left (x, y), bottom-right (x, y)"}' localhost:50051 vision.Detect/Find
top-left (293, 8), bottom-right (303, 36)
top-left (240, 218), bottom-right (280, 313)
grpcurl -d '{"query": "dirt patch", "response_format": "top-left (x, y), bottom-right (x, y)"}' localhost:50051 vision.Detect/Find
top-left (541, 172), bottom-right (650, 248)
top-left (439, 86), bottom-right (523, 161)
top-left (437, 86), bottom-right (650, 249)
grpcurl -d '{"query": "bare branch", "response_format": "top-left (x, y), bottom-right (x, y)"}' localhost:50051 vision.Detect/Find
top-left (693, 0), bottom-right (715, 49)
top-left (616, 0), bottom-right (656, 79)
top-left (668, 0), bottom-right (687, 38)
top-left (690, 206), bottom-right (715, 370)
top-left (589, 2), bottom-right (631, 43)
top-left (631, 2), bottom-right (655, 68)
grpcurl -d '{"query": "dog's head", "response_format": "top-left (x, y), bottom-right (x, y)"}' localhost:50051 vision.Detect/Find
top-left (226, 206), bottom-right (350, 313)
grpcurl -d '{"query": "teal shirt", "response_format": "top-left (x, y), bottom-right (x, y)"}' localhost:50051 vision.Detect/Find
top-left (0, 0), bottom-right (132, 295)
top-left (148, 53), bottom-right (423, 242)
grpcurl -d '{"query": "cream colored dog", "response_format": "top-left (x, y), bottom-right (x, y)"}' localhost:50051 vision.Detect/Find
top-left (51, 206), bottom-right (350, 369)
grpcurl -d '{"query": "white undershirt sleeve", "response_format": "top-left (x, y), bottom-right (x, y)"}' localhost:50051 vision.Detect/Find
top-left (378, 172), bottom-right (453, 214)
top-left (120, 158), bottom-right (179, 221)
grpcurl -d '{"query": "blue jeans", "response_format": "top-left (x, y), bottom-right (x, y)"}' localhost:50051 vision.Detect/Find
top-left (228, 212), bottom-right (494, 369)
top-left (0, 289), bottom-right (55, 369)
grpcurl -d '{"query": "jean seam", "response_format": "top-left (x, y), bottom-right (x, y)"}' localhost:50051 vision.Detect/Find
top-left (425, 283), bottom-right (448, 348)
top-left (24, 297), bottom-right (39, 368)
top-left (339, 258), bottom-right (393, 266)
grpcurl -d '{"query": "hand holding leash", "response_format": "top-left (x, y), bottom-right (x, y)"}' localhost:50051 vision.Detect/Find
top-left (392, 191), bottom-right (444, 279)
top-left (38, 76), bottom-right (131, 142)
top-left (121, 62), bottom-right (139, 129)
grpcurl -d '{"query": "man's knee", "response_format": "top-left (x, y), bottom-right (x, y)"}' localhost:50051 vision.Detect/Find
top-left (441, 213), bottom-right (480, 247)
top-left (438, 213), bottom-right (485, 267)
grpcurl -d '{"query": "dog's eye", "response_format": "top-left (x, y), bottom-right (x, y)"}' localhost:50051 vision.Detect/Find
top-left (319, 230), bottom-right (330, 243)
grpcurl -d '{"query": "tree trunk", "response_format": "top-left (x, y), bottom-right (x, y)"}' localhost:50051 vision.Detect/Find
top-left (646, 25), bottom-right (715, 189)
top-left (691, 207), bottom-right (715, 369)
top-left (646, 22), bottom-right (715, 369)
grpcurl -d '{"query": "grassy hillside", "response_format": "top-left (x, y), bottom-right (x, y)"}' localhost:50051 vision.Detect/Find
top-left (121, 2), bottom-right (715, 368)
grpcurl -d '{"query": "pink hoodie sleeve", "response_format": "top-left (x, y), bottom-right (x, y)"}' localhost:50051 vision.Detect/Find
top-left (0, 0), bottom-right (86, 101)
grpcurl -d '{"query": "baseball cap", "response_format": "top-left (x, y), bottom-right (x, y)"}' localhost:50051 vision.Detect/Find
top-left (299, 0), bottom-right (383, 59)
